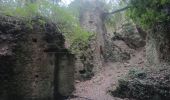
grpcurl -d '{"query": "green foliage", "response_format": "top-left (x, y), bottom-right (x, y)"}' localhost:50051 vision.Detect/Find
top-left (127, 0), bottom-right (170, 28)
top-left (65, 26), bottom-right (93, 54)
top-left (105, 0), bottom-right (130, 32)
top-left (105, 12), bottom-right (124, 31)
top-left (128, 68), bottom-right (146, 79)
top-left (0, 0), bottom-right (92, 54)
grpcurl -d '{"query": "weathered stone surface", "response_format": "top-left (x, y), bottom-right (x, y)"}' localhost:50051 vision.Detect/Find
top-left (110, 8), bottom-right (170, 100)
top-left (0, 15), bottom-right (75, 100)
top-left (146, 22), bottom-right (170, 65)
top-left (75, 1), bottom-right (106, 80)
top-left (104, 18), bottom-right (146, 62)
top-left (112, 23), bottom-right (146, 50)
top-left (55, 52), bottom-right (75, 99)
top-left (104, 41), bottom-right (131, 62)
top-left (110, 22), bottom-right (170, 99)
top-left (75, 47), bottom-right (95, 80)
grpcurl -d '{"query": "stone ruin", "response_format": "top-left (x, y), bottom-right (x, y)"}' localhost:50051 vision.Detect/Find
top-left (0, 15), bottom-right (75, 100)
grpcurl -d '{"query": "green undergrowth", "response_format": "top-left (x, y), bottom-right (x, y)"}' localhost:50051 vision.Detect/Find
top-left (0, 0), bottom-right (92, 54)
top-left (127, 0), bottom-right (170, 28)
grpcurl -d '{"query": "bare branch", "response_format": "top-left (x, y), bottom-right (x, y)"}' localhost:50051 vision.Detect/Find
top-left (106, 6), bottom-right (129, 15)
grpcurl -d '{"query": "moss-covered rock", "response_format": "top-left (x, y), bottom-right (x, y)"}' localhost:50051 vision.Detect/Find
top-left (110, 64), bottom-right (170, 100)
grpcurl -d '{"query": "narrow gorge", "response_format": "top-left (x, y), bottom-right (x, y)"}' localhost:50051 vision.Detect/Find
top-left (0, 0), bottom-right (170, 100)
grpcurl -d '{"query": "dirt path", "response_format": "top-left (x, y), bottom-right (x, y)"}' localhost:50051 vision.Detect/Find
top-left (69, 62), bottom-right (132, 100)
top-left (68, 43), bottom-right (145, 100)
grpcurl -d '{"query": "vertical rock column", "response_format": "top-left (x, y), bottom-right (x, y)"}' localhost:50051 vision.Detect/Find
top-left (78, 1), bottom-right (106, 75)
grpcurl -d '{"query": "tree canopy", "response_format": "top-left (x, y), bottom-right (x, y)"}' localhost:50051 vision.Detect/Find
top-left (126, 0), bottom-right (170, 28)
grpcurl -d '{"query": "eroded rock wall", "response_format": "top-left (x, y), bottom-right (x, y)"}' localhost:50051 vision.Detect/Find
top-left (0, 15), bottom-right (75, 100)
top-left (105, 20), bottom-right (146, 62)
top-left (110, 5), bottom-right (170, 100)
top-left (146, 23), bottom-right (170, 65)
top-left (54, 51), bottom-right (75, 99)
top-left (75, 1), bottom-right (106, 80)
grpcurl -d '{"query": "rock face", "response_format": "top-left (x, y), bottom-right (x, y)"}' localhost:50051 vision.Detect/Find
top-left (75, 1), bottom-right (147, 80)
top-left (104, 30), bottom-right (134, 62)
top-left (146, 23), bottom-right (170, 65)
top-left (112, 23), bottom-right (146, 50)
top-left (110, 64), bottom-right (170, 100)
top-left (104, 21), bottom-right (146, 62)
top-left (104, 41), bottom-right (131, 62)
top-left (110, 6), bottom-right (170, 100)
top-left (75, 1), bottom-right (106, 80)
top-left (0, 15), bottom-right (75, 100)
top-left (55, 51), bottom-right (75, 99)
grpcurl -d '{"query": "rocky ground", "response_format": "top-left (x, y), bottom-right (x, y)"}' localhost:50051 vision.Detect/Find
top-left (68, 41), bottom-right (145, 100)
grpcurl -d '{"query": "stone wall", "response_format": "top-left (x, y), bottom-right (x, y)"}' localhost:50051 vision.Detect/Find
top-left (0, 15), bottom-right (75, 100)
